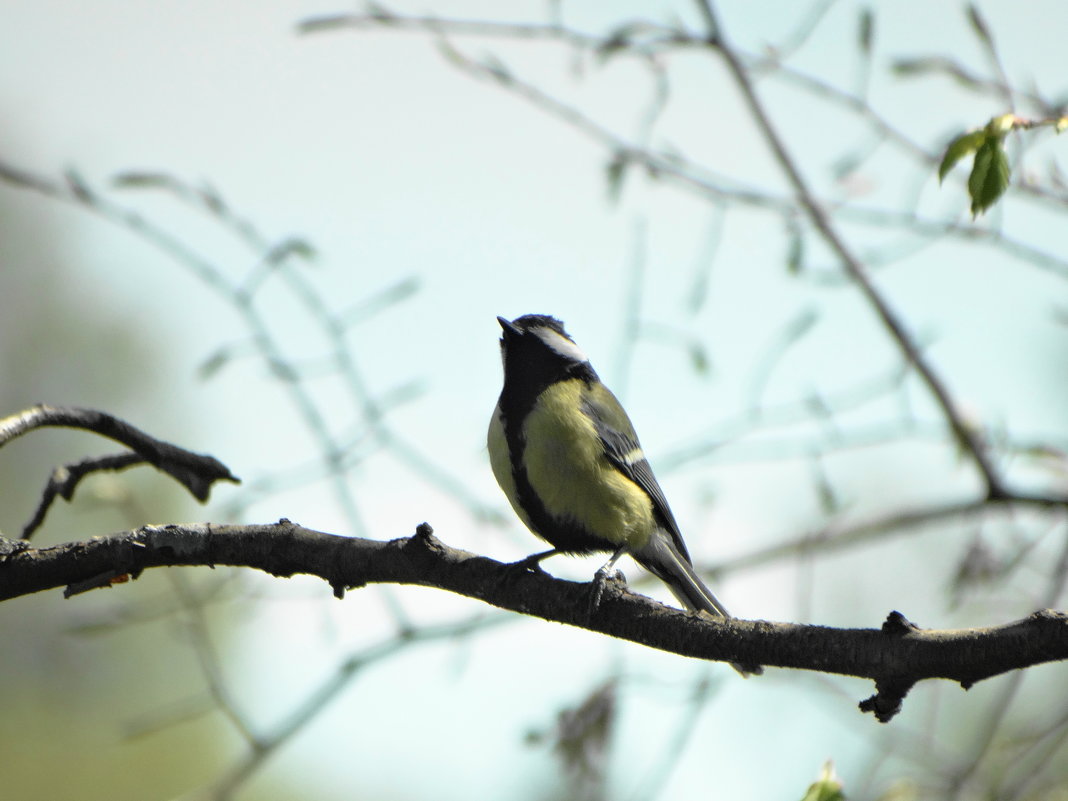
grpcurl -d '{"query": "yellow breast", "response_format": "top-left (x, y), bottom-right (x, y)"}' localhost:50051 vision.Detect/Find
top-left (520, 381), bottom-right (655, 549)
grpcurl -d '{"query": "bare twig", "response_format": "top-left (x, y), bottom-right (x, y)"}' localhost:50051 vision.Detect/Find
top-left (947, 520), bottom-right (1068, 799)
top-left (20, 452), bottom-right (145, 539)
top-left (197, 611), bottom-right (513, 800)
top-left (711, 496), bottom-right (1068, 578)
top-left (0, 405), bottom-right (238, 539)
top-left (692, 0), bottom-right (1006, 499)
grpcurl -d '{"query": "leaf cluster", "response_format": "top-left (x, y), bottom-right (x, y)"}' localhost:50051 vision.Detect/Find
top-left (939, 113), bottom-right (1068, 216)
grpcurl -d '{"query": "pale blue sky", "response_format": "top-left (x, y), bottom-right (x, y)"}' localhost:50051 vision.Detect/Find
top-left (1, 2), bottom-right (1066, 799)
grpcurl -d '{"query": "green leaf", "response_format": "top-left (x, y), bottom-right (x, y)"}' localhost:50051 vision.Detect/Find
top-left (968, 136), bottom-right (1010, 216)
top-left (340, 276), bottom-right (420, 328)
top-left (889, 57), bottom-right (928, 76)
top-left (800, 780), bottom-right (846, 801)
top-left (857, 7), bottom-right (874, 55)
top-left (688, 339), bottom-right (712, 376)
top-left (266, 237), bottom-right (317, 265)
top-left (605, 151), bottom-right (628, 203)
top-left (938, 130), bottom-right (985, 183)
top-left (800, 762), bottom-right (846, 801)
top-left (985, 112), bottom-right (1017, 136)
top-left (197, 345), bottom-right (233, 380)
top-left (111, 171), bottom-right (173, 189)
top-left (785, 220), bottom-right (804, 274)
top-left (814, 460), bottom-right (840, 515)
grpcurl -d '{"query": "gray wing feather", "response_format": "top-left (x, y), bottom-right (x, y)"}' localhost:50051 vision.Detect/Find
top-left (582, 390), bottom-right (761, 677)
top-left (581, 393), bottom-right (690, 562)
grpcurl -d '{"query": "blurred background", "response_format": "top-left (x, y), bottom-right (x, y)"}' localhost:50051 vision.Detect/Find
top-left (1, 1), bottom-right (1067, 799)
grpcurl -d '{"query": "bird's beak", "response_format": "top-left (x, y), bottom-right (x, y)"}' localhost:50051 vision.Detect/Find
top-left (497, 316), bottom-right (520, 336)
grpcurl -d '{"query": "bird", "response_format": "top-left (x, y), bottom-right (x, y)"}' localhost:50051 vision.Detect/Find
top-left (487, 314), bottom-right (759, 676)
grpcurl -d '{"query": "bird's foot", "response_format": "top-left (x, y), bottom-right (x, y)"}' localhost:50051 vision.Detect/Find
top-left (587, 565), bottom-right (627, 617)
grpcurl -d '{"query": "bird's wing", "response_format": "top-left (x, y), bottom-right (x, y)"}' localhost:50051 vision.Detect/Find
top-left (581, 387), bottom-right (690, 563)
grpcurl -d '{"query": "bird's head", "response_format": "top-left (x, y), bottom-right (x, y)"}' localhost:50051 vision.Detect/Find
top-left (496, 314), bottom-right (592, 390)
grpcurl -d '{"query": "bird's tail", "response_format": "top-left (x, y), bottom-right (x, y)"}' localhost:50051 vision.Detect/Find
top-left (634, 531), bottom-right (762, 677)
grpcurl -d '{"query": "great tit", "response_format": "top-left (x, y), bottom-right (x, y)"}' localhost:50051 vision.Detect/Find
top-left (488, 314), bottom-right (759, 675)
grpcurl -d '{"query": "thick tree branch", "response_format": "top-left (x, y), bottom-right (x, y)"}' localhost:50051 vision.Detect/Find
top-left (1, 521), bottom-right (1063, 722)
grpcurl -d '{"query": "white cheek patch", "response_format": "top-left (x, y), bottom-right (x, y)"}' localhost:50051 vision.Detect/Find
top-left (534, 327), bottom-right (589, 363)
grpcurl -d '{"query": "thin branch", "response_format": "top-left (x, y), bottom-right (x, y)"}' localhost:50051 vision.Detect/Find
top-left (711, 495), bottom-right (1068, 578)
top-left (20, 452), bottom-right (145, 539)
top-left (948, 520), bottom-right (1068, 799)
top-left (197, 612), bottom-right (513, 800)
top-left (298, 6), bottom-right (1068, 214)
top-left (297, 9), bottom-right (597, 46)
top-left (295, 8), bottom-right (1068, 501)
top-left (112, 167), bottom-right (497, 522)
top-left (692, 0), bottom-right (1006, 498)
top-left (299, 19), bottom-right (1068, 281)
top-left (0, 405), bottom-right (239, 539)
top-left (630, 670), bottom-right (718, 801)
top-left (168, 571), bottom-right (260, 746)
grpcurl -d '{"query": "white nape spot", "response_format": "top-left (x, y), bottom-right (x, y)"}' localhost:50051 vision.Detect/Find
top-left (533, 327), bottom-right (589, 363)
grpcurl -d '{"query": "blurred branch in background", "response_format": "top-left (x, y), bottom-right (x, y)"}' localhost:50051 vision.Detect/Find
top-left (284, 2), bottom-right (1068, 797)
top-left (0, 161), bottom-right (498, 532)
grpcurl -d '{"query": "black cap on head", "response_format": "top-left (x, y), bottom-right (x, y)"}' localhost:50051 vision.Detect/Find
top-left (498, 314), bottom-right (573, 340)
top-left (495, 313), bottom-right (594, 413)
top-left (496, 312), bottom-right (590, 371)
